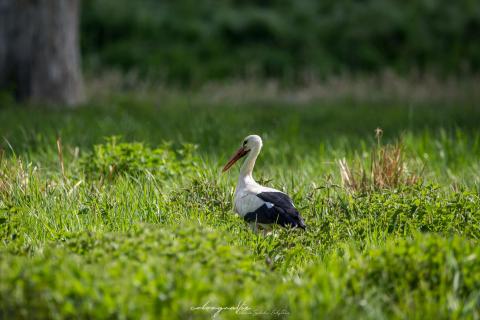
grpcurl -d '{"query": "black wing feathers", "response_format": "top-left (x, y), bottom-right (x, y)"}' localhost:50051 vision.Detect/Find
top-left (244, 192), bottom-right (306, 229)
top-left (256, 192), bottom-right (294, 209)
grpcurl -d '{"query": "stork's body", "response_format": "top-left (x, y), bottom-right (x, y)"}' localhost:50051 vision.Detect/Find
top-left (223, 135), bottom-right (306, 230)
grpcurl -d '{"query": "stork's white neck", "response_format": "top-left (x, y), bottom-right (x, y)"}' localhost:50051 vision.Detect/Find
top-left (238, 144), bottom-right (261, 187)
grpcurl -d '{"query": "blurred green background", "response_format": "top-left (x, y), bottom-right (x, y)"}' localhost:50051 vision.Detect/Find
top-left (82, 0), bottom-right (480, 85)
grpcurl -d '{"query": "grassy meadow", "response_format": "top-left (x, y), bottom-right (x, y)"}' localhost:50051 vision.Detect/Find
top-left (1, 86), bottom-right (480, 319)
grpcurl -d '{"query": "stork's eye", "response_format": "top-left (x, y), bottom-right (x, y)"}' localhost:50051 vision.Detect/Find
top-left (243, 140), bottom-right (247, 145)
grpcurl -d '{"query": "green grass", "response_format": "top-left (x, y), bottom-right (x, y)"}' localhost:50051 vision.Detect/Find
top-left (1, 94), bottom-right (480, 319)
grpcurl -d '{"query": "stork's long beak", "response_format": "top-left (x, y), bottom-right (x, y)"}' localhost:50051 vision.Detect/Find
top-left (222, 147), bottom-right (249, 172)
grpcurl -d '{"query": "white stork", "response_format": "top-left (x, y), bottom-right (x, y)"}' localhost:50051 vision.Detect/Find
top-left (222, 134), bottom-right (306, 231)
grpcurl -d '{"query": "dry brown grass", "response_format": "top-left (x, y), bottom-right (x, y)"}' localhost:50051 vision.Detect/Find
top-left (56, 137), bottom-right (66, 180)
top-left (85, 70), bottom-right (480, 105)
top-left (0, 148), bottom-right (6, 195)
top-left (339, 129), bottom-right (422, 193)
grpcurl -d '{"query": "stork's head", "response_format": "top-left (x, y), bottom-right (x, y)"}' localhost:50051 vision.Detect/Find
top-left (222, 135), bottom-right (262, 172)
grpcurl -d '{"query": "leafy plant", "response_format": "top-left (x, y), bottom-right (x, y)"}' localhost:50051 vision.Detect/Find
top-left (344, 235), bottom-right (480, 317)
top-left (81, 136), bottom-right (198, 179)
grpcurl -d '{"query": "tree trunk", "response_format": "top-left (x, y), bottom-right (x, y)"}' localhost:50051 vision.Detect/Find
top-left (0, 0), bottom-right (84, 106)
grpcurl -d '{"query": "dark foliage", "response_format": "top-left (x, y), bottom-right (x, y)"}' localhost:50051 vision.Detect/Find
top-left (82, 0), bottom-right (480, 84)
